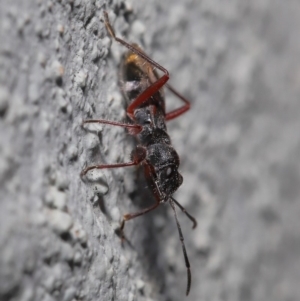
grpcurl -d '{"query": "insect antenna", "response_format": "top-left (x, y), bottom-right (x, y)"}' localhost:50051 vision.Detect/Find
top-left (171, 197), bottom-right (197, 229)
top-left (169, 198), bottom-right (191, 296)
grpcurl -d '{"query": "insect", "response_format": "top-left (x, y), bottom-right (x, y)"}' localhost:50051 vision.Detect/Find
top-left (81, 11), bottom-right (197, 296)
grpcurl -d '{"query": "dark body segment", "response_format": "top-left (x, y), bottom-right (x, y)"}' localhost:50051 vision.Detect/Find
top-left (119, 46), bottom-right (183, 200)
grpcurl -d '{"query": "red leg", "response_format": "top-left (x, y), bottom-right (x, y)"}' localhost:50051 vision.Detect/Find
top-left (123, 199), bottom-right (160, 220)
top-left (118, 161), bottom-right (163, 239)
top-left (119, 190), bottom-right (160, 240)
top-left (103, 11), bottom-right (169, 76)
top-left (165, 84), bottom-right (190, 121)
top-left (80, 161), bottom-right (138, 177)
top-left (81, 146), bottom-right (147, 177)
top-left (82, 119), bottom-right (142, 135)
top-left (127, 75), bottom-right (169, 118)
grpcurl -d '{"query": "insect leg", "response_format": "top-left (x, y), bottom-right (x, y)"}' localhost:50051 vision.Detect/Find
top-left (103, 11), bottom-right (169, 76)
top-left (120, 197), bottom-right (160, 240)
top-left (82, 119), bottom-right (142, 134)
top-left (171, 197), bottom-right (197, 229)
top-left (80, 161), bottom-right (138, 178)
top-left (169, 198), bottom-right (192, 296)
top-left (165, 84), bottom-right (190, 121)
top-left (81, 145), bottom-right (147, 177)
top-left (126, 75), bottom-right (169, 117)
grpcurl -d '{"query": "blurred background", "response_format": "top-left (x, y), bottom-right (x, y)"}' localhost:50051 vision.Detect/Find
top-left (0, 0), bottom-right (300, 300)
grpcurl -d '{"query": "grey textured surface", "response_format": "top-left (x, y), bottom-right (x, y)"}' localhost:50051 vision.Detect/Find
top-left (1, 0), bottom-right (300, 301)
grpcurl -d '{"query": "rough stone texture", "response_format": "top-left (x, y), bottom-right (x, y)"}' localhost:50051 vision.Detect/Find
top-left (1, 0), bottom-right (300, 301)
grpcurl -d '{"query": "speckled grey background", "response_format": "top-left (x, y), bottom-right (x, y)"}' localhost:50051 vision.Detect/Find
top-left (1, 0), bottom-right (300, 301)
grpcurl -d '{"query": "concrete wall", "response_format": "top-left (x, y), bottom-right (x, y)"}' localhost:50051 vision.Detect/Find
top-left (1, 0), bottom-right (300, 300)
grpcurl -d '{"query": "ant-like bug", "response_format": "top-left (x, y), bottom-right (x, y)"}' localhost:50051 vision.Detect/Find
top-left (81, 11), bottom-right (197, 296)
